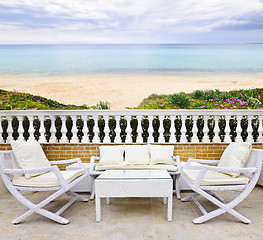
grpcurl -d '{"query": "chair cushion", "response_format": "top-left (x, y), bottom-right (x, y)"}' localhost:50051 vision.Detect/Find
top-left (183, 169), bottom-right (250, 185)
top-left (10, 140), bottom-right (51, 179)
top-left (149, 145), bottom-right (175, 165)
top-left (98, 145), bottom-right (124, 166)
top-left (124, 145), bottom-right (150, 165)
top-left (218, 142), bottom-right (252, 177)
top-left (12, 169), bottom-right (84, 187)
top-left (95, 164), bottom-right (177, 172)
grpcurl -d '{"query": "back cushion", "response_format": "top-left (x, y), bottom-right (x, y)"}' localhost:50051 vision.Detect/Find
top-left (218, 142), bottom-right (252, 177)
top-left (149, 145), bottom-right (175, 165)
top-left (10, 140), bottom-right (51, 179)
top-left (125, 145), bottom-right (150, 165)
top-left (98, 146), bottom-right (124, 166)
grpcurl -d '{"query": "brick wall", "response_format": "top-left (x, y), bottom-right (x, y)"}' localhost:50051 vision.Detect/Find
top-left (1, 143), bottom-right (263, 170)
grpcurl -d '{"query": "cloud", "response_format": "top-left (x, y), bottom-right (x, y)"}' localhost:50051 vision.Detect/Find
top-left (211, 10), bottom-right (263, 30)
top-left (0, 0), bottom-right (263, 43)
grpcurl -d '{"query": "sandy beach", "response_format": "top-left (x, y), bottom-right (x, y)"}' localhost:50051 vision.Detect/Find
top-left (1, 75), bottom-right (263, 109)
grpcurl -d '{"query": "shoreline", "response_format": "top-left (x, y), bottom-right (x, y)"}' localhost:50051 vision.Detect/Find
top-left (1, 75), bottom-right (263, 109)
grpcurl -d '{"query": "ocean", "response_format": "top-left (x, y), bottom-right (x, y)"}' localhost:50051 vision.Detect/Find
top-left (0, 44), bottom-right (263, 77)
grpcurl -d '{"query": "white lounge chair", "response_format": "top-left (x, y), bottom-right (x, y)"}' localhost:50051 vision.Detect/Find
top-left (0, 141), bottom-right (89, 224)
top-left (181, 143), bottom-right (263, 224)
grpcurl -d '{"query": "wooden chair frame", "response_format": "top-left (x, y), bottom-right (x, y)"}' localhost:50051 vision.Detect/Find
top-left (181, 149), bottom-right (263, 224)
top-left (0, 150), bottom-right (89, 224)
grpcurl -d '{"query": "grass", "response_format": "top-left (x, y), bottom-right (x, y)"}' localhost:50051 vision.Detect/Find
top-left (0, 89), bottom-right (109, 110)
top-left (138, 88), bottom-right (263, 110)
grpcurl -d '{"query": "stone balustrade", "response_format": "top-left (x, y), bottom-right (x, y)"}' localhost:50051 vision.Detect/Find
top-left (1, 110), bottom-right (263, 144)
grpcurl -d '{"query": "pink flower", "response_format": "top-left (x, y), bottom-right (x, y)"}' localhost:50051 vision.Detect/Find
top-left (161, 104), bottom-right (165, 107)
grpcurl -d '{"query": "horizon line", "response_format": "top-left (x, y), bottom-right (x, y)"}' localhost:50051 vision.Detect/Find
top-left (0, 42), bottom-right (262, 45)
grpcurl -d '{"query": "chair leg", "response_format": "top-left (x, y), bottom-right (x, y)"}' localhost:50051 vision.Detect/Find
top-left (9, 187), bottom-right (85, 224)
top-left (181, 192), bottom-right (200, 202)
top-left (66, 190), bottom-right (89, 202)
top-left (191, 188), bottom-right (252, 224)
top-left (12, 207), bottom-right (70, 225)
top-left (193, 208), bottom-right (226, 224)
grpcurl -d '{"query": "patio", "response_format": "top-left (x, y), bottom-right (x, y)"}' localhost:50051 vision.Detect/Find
top-left (0, 187), bottom-right (262, 240)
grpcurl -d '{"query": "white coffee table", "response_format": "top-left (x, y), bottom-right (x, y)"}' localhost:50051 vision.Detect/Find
top-left (95, 170), bottom-right (173, 222)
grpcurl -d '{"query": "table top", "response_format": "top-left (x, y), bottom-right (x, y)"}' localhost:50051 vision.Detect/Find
top-left (96, 170), bottom-right (171, 180)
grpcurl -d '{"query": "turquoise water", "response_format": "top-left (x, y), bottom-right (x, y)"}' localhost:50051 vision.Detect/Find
top-left (0, 44), bottom-right (263, 77)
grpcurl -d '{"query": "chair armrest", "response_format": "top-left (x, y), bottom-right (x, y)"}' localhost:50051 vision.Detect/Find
top-left (183, 158), bottom-right (219, 170)
top-left (188, 158), bottom-right (220, 164)
top-left (50, 158), bottom-right (88, 175)
top-left (89, 156), bottom-right (103, 175)
top-left (184, 165), bottom-right (257, 174)
top-left (3, 166), bottom-right (57, 175)
top-left (49, 158), bottom-right (81, 165)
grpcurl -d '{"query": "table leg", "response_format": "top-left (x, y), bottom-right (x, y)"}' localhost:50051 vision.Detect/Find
top-left (90, 176), bottom-right (96, 200)
top-left (96, 195), bottom-right (101, 222)
top-left (167, 195), bottom-right (173, 222)
top-left (106, 197), bottom-right (110, 204)
top-left (163, 197), bottom-right (167, 205)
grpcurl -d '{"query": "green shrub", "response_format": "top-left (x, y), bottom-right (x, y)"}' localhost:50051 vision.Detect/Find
top-left (91, 101), bottom-right (111, 110)
top-left (168, 92), bottom-right (191, 108)
top-left (193, 90), bottom-right (204, 98)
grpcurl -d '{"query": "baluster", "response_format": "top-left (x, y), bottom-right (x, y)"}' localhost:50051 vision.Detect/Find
top-left (0, 118), bottom-right (3, 143)
top-left (60, 116), bottom-right (68, 142)
top-left (148, 115), bottom-right (154, 143)
top-left (191, 115), bottom-right (199, 142)
top-left (1, 117), bottom-right (7, 143)
top-left (93, 115), bottom-right (100, 143)
top-left (6, 116), bottom-right (13, 142)
top-left (50, 116), bottom-right (57, 143)
top-left (235, 115), bottom-right (243, 142)
top-left (102, 115), bottom-right (110, 143)
top-left (203, 116), bottom-right (210, 142)
top-left (158, 115), bottom-right (165, 143)
top-left (114, 115), bottom-right (122, 143)
top-left (17, 116), bottom-right (24, 141)
top-left (81, 115), bottom-right (89, 143)
top-left (258, 116), bottom-right (263, 142)
top-left (213, 116), bottom-right (221, 142)
top-left (180, 116), bottom-right (187, 143)
top-left (38, 115), bottom-right (46, 142)
top-left (246, 115), bottom-right (254, 142)
top-left (71, 115), bottom-right (78, 143)
top-left (135, 115), bottom-right (143, 143)
top-left (224, 116), bottom-right (231, 142)
top-left (27, 116), bottom-right (35, 141)
top-left (125, 115), bottom-right (132, 143)
top-left (169, 116), bottom-right (176, 143)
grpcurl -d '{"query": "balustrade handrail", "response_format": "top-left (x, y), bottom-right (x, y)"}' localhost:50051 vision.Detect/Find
top-left (1, 109), bottom-right (263, 116)
top-left (0, 110), bottom-right (263, 144)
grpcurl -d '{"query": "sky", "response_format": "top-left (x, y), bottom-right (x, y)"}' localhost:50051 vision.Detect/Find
top-left (0, 0), bottom-right (263, 44)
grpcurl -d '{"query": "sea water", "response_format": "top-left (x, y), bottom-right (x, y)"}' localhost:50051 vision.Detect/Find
top-left (0, 44), bottom-right (263, 77)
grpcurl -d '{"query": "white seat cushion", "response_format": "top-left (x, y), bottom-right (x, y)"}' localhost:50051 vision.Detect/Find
top-left (149, 145), bottom-right (175, 165)
top-left (218, 142), bottom-right (252, 177)
top-left (125, 145), bottom-right (150, 165)
top-left (10, 140), bottom-right (51, 179)
top-left (95, 164), bottom-right (177, 172)
top-left (183, 169), bottom-right (250, 185)
top-left (98, 146), bottom-right (124, 166)
top-left (12, 169), bottom-right (84, 187)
